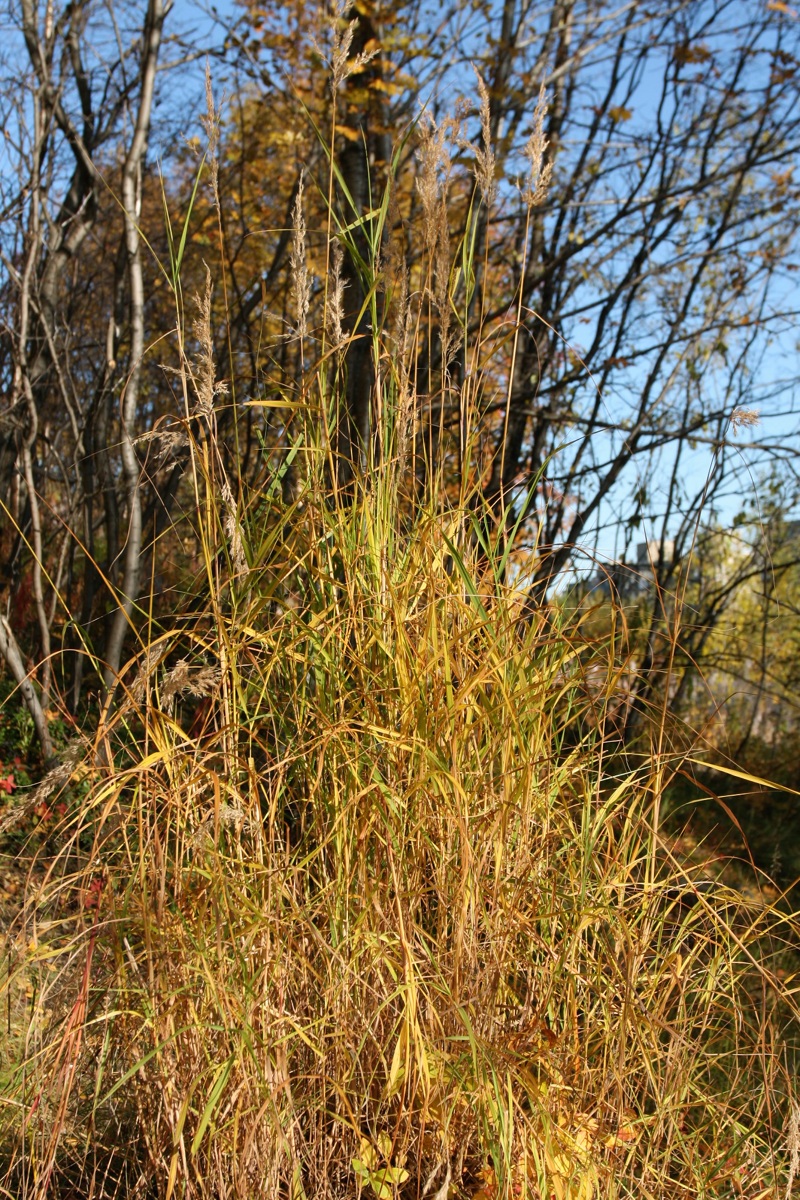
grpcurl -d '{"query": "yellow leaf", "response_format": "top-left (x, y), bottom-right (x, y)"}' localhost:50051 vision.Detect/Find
top-left (674, 43), bottom-right (712, 64)
top-left (360, 1139), bottom-right (376, 1169)
top-left (246, 398), bottom-right (307, 410)
top-left (376, 1132), bottom-right (392, 1160)
top-left (387, 1026), bottom-right (407, 1096)
top-left (291, 1161), bottom-right (308, 1200)
top-left (686, 756), bottom-right (800, 796)
top-left (608, 106), bottom-right (633, 122)
top-left (603, 1122), bottom-right (640, 1149)
top-left (369, 78), bottom-right (404, 95)
top-left (165, 1151), bottom-right (179, 1200)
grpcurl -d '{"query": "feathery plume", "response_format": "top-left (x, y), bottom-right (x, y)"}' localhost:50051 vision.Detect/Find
top-left (290, 170), bottom-right (311, 347)
top-left (473, 69), bottom-right (496, 207)
top-left (416, 112), bottom-right (452, 252)
top-left (161, 659), bottom-right (221, 715)
top-left (522, 84), bottom-right (552, 207)
top-left (327, 237), bottom-right (347, 348)
top-left (202, 63), bottom-right (220, 210)
top-left (0, 741), bottom-right (85, 833)
top-left (730, 406), bottom-right (760, 434)
top-left (191, 268), bottom-right (228, 418)
top-left (786, 1102), bottom-right (800, 1200)
top-left (220, 476), bottom-right (248, 578)
top-left (317, 0), bottom-right (380, 95)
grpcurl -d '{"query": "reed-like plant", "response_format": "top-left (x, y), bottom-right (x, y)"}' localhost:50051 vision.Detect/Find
top-left (1, 63), bottom-right (798, 1200)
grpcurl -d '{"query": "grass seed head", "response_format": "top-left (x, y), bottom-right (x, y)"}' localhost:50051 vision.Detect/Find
top-left (523, 83), bottom-right (552, 207)
top-left (290, 169), bottom-right (310, 348)
top-left (473, 68), bottom-right (497, 207)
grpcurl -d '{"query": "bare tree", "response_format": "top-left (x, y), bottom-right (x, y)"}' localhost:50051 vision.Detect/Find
top-left (224, 0), bottom-right (799, 549)
top-left (0, 0), bottom-right (169, 742)
top-left (102, 0), bottom-right (167, 687)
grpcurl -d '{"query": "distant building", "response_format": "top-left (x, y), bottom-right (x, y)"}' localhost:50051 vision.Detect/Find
top-left (766, 518), bottom-right (800, 550)
top-left (587, 519), bottom-right (799, 603)
top-left (636, 539), bottom-right (675, 571)
top-left (590, 539), bottom-right (676, 600)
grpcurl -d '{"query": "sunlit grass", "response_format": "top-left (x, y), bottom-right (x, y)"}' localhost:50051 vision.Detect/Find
top-left (1, 72), bottom-right (798, 1200)
top-left (2, 445), bottom-right (796, 1198)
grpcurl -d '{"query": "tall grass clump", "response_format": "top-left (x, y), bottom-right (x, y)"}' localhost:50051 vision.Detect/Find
top-left (1, 66), bottom-right (798, 1200)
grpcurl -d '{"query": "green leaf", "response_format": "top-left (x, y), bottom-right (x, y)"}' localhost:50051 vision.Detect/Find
top-left (174, 154), bottom-right (206, 282)
top-left (191, 1052), bottom-right (234, 1156)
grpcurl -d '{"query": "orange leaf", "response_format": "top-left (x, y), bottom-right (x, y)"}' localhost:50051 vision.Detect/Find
top-left (674, 43), bottom-right (712, 64)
